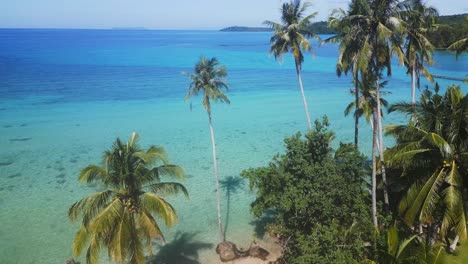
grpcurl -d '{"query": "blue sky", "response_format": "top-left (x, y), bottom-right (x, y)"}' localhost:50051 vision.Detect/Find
top-left (1, 0), bottom-right (467, 29)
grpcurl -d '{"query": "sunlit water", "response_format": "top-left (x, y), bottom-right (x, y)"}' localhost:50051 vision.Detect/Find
top-left (0, 29), bottom-right (466, 263)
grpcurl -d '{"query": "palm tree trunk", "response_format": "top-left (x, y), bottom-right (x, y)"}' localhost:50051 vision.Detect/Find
top-left (295, 60), bottom-right (312, 130)
top-left (208, 111), bottom-right (224, 242)
top-left (375, 78), bottom-right (389, 211)
top-left (354, 71), bottom-right (359, 147)
top-left (411, 59), bottom-right (416, 105)
top-left (372, 107), bottom-right (378, 227)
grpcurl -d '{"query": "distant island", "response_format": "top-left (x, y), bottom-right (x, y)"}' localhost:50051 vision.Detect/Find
top-left (220, 26), bottom-right (272, 32)
top-left (111, 27), bottom-right (148, 30)
top-left (220, 21), bottom-right (338, 34)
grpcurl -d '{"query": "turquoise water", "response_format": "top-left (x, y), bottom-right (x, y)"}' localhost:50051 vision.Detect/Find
top-left (0, 29), bottom-right (467, 263)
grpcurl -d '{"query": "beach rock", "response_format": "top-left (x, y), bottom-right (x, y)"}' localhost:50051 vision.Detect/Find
top-left (65, 258), bottom-right (75, 264)
top-left (216, 241), bottom-right (270, 262)
top-left (216, 241), bottom-right (239, 262)
top-left (248, 242), bottom-right (270, 260)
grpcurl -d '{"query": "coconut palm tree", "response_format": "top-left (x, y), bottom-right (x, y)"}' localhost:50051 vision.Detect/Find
top-left (386, 84), bottom-right (468, 248)
top-left (399, 0), bottom-right (438, 104)
top-left (184, 56), bottom-right (230, 242)
top-left (349, 0), bottom-right (407, 212)
top-left (328, 0), bottom-right (372, 147)
top-left (448, 37), bottom-right (468, 59)
top-left (68, 132), bottom-right (188, 264)
top-left (448, 16), bottom-right (468, 59)
top-left (264, 0), bottom-right (317, 130)
top-left (344, 76), bottom-right (389, 136)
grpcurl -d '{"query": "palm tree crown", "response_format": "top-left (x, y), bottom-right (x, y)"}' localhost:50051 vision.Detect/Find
top-left (264, 0), bottom-right (317, 66)
top-left (185, 56), bottom-right (230, 113)
top-left (68, 133), bottom-right (188, 264)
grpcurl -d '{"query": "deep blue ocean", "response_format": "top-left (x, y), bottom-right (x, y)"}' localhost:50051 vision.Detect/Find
top-left (0, 29), bottom-right (466, 263)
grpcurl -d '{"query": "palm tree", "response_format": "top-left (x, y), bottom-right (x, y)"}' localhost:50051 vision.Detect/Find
top-left (349, 0), bottom-right (407, 212)
top-left (264, 0), bottom-right (317, 130)
top-left (344, 76), bottom-right (389, 145)
top-left (184, 56), bottom-right (230, 242)
top-left (328, 0), bottom-right (372, 147)
top-left (386, 84), bottom-right (468, 249)
top-left (68, 133), bottom-right (188, 264)
top-left (448, 37), bottom-right (468, 59)
top-left (399, 0), bottom-right (438, 104)
top-left (448, 16), bottom-right (468, 59)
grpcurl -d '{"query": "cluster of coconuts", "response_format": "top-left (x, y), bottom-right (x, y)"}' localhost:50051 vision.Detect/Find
top-left (122, 198), bottom-right (139, 214)
top-left (443, 160), bottom-right (452, 168)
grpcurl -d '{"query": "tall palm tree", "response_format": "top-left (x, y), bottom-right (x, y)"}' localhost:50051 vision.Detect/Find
top-left (386, 84), bottom-right (468, 248)
top-left (328, 0), bottom-right (372, 147)
top-left (350, 0), bottom-right (407, 211)
top-left (264, 0), bottom-right (317, 130)
top-left (399, 0), bottom-right (438, 104)
top-left (184, 56), bottom-right (230, 242)
top-left (68, 133), bottom-right (188, 264)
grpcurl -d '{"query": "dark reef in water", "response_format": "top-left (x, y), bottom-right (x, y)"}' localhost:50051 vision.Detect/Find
top-left (9, 137), bottom-right (32, 142)
top-left (7, 173), bottom-right (21, 179)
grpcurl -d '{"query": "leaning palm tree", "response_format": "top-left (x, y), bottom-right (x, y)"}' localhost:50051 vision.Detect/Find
top-left (399, 0), bottom-right (438, 104)
top-left (448, 37), bottom-right (468, 59)
top-left (386, 84), bottom-right (468, 249)
top-left (68, 132), bottom-right (188, 264)
top-left (264, 0), bottom-right (317, 130)
top-left (328, 0), bottom-right (372, 147)
top-left (448, 16), bottom-right (468, 60)
top-left (184, 56), bottom-right (230, 242)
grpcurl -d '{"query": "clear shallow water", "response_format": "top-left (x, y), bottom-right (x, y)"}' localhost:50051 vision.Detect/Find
top-left (0, 29), bottom-right (466, 263)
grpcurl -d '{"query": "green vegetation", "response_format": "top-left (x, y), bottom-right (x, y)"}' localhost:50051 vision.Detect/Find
top-left (68, 133), bottom-right (188, 264)
top-left (184, 56), bottom-right (230, 242)
top-left (386, 84), bottom-right (468, 247)
top-left (264, 0), bottom-right (318, 130)
top-left (242, 117), bottom-right (373, 263)
top-left (427, 14), bottom-right (468, 49)
top-left (66, 1), bottom-right (468, 263)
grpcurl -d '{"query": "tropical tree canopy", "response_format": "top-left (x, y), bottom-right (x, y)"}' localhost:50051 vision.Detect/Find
top-left (68, 133), bottom-right (188, 264)
top-left (242, 117), bottom-right (372, 263)
top-left (386, 84), bottom-right (468, 240)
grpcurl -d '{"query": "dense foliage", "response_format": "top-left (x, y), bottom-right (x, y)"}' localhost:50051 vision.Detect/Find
top-left (427, 15), bottom-right (468, 49)
top-left (241, 118), bottom-right (372, 263)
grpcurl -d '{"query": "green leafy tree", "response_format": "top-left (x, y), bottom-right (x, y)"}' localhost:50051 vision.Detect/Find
top-left (386, 84), bottom-right (468, 248)
top-left (68, 133), bottom-right (188, 264)
top-left (264, 0), bottom-right (318, 130)
top-left (184, 56), bottom-right (230, 242)
top-left (242, 117), bottom-right (372, 263)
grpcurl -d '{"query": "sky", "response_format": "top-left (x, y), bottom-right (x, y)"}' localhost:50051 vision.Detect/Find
top-left (1, 0), bottom-right (467, 29)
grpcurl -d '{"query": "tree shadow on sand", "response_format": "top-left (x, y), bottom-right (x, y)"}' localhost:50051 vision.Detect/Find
top-left (147, 232), bottom-right (213, 264)
top-left (249, 210), bottom-right (276, 238)
top-left (220, 175), bottom-right (245, 238)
